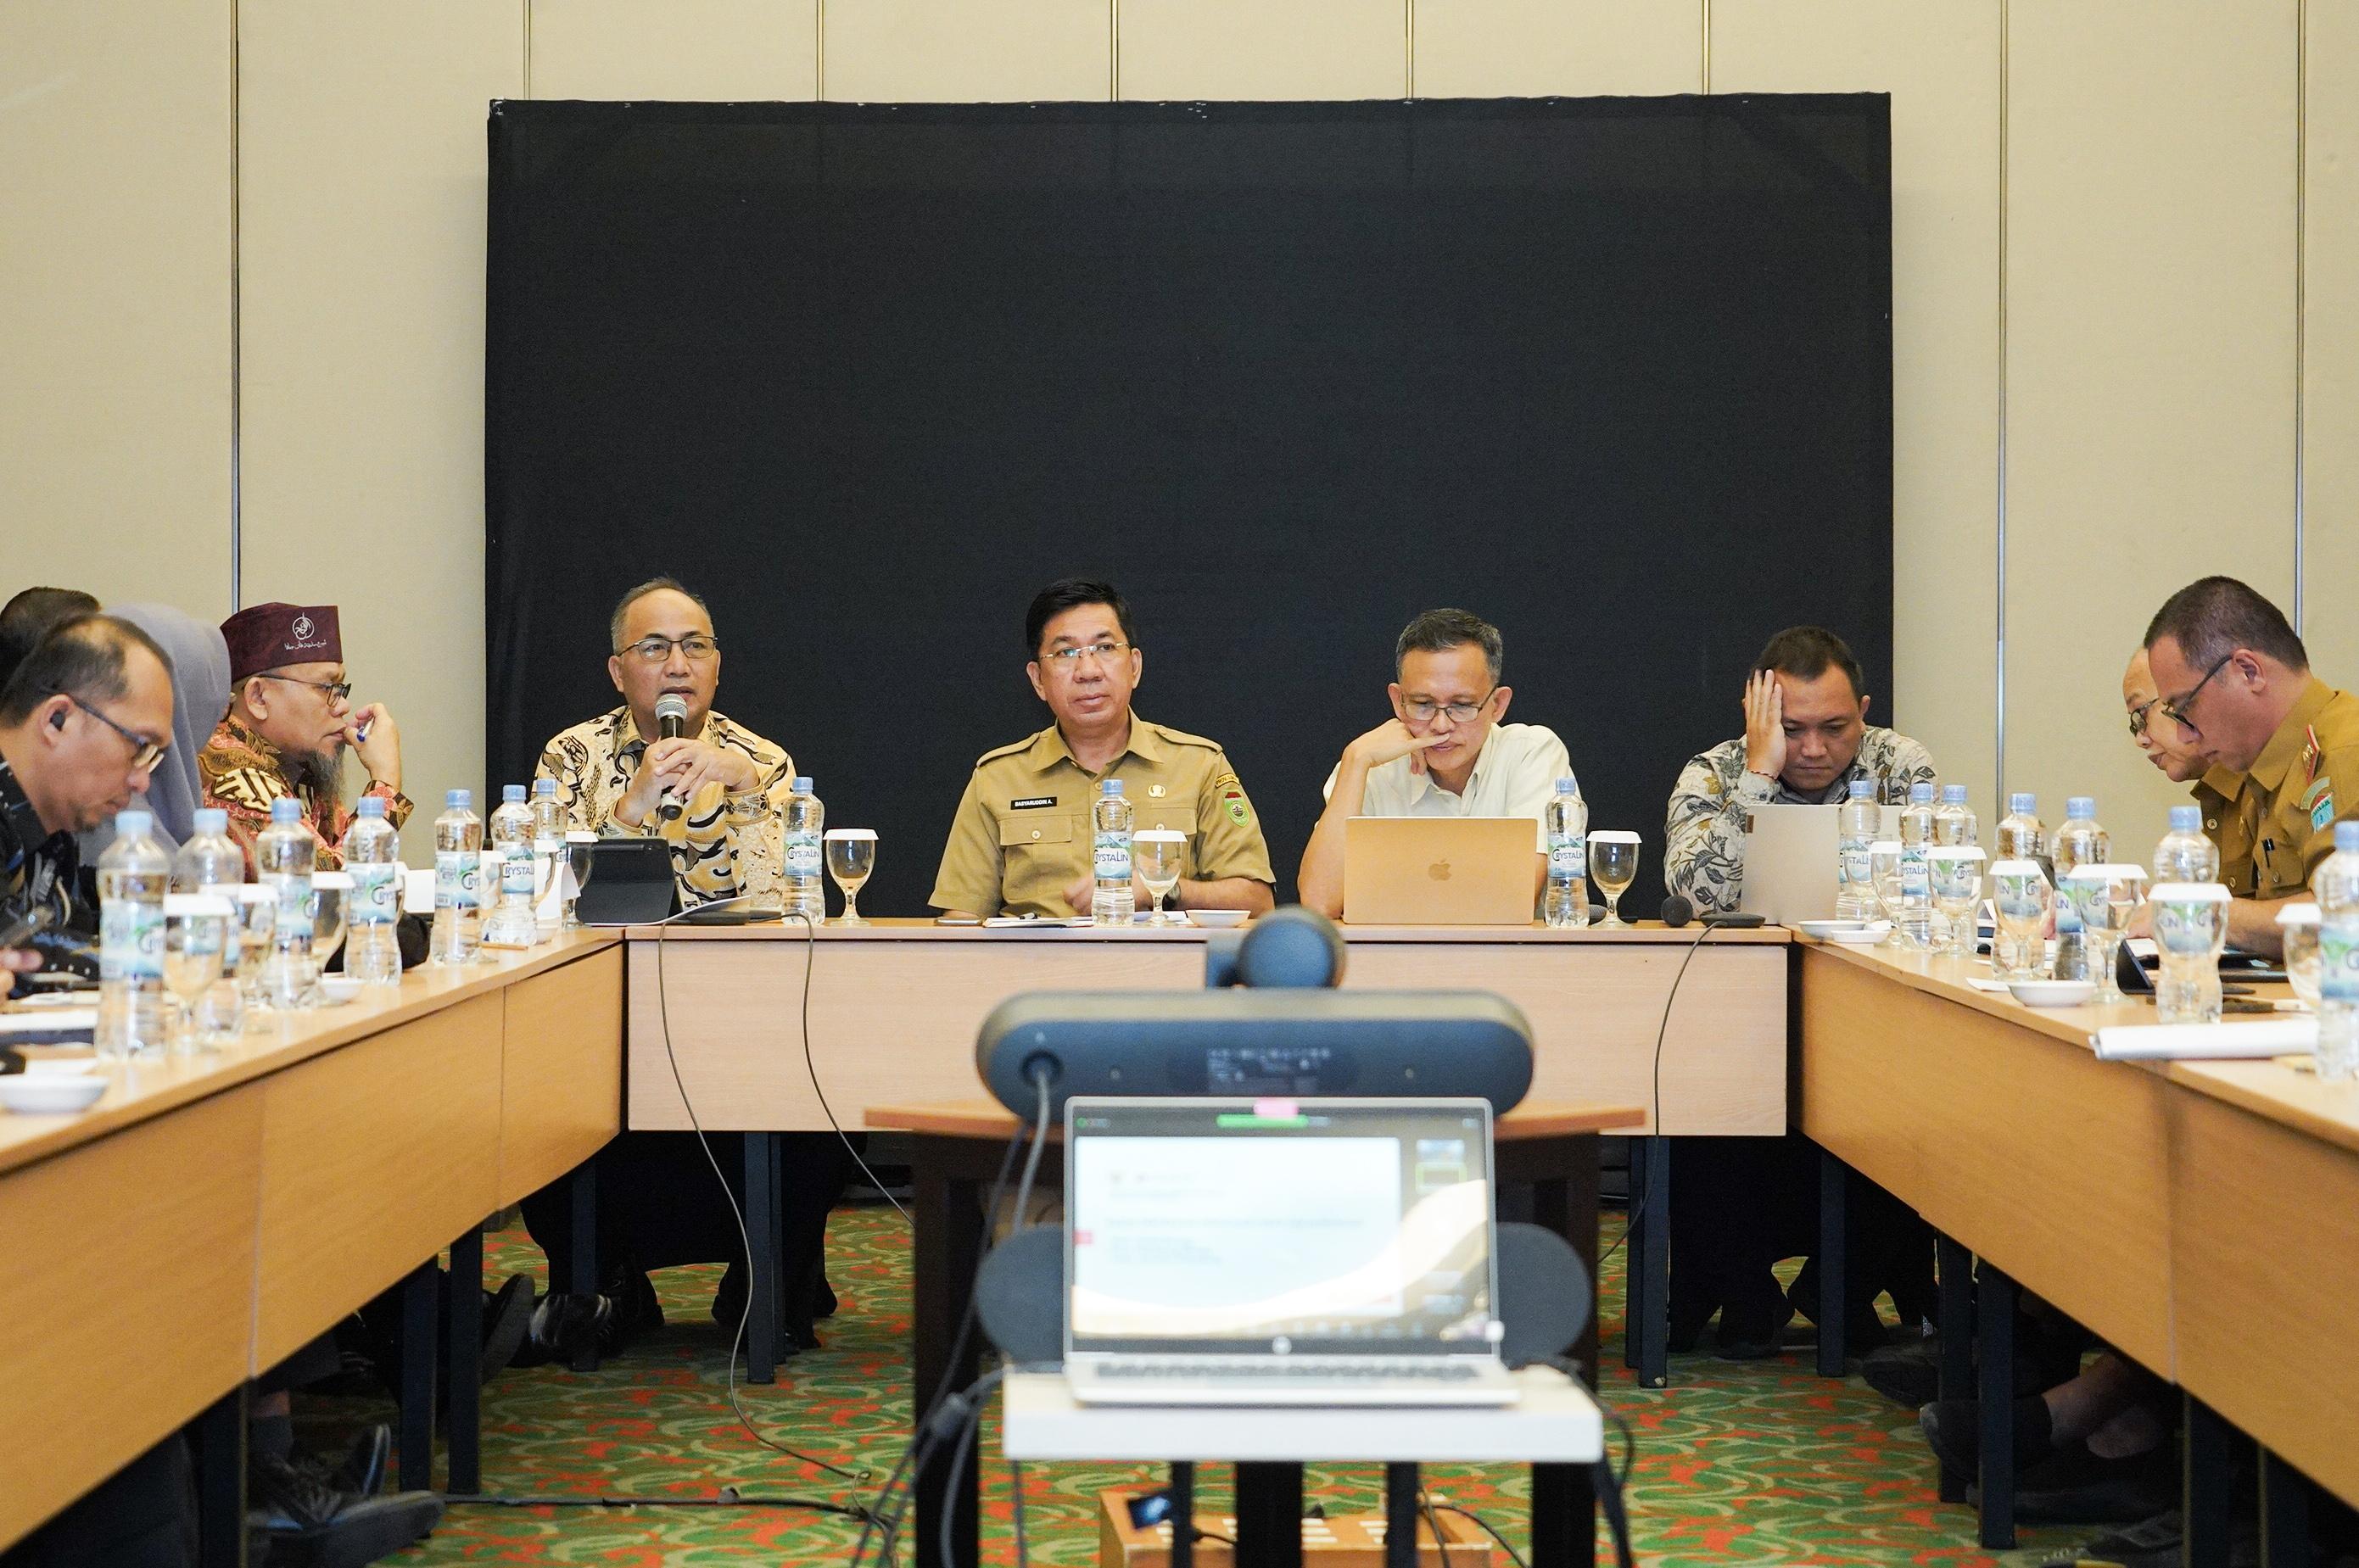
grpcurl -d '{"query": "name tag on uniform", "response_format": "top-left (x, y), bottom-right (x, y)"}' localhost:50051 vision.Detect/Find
top-left (1009, 795), bottom-right (1057, 811)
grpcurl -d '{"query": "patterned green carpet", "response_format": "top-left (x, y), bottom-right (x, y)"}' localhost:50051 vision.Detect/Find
top-left (313, 1199), bottom-right (2077, 1565)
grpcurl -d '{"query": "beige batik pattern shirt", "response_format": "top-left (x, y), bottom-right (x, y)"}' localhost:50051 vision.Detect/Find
top-left (534, 705), bottom-right (794, 908)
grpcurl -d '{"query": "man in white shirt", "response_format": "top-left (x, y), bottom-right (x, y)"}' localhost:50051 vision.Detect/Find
top-left (1298, 607), bottom-right (1573, 918)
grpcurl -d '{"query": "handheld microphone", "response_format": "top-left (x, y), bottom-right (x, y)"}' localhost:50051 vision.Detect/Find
top-left (1659, 894), bottom-right (1767, 929)
top-left (653, 693), bottom-right (689, 823)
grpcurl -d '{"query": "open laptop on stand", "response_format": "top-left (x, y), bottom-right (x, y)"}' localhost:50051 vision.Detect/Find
top-left (1738, 801), bottom-right (1902, 926)
top-left (1062, 1096), bottom-right (1519, 1407)
top-left (1342, 817), bottom-right (1536, 925)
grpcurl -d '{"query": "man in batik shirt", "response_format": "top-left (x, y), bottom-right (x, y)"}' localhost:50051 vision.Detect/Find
top-left (1664, 625), bottom-right (1937, 915)
top-left (199, 601), bottom-right (411, 874)
top-left (534, 578), bottom-right (792, 909)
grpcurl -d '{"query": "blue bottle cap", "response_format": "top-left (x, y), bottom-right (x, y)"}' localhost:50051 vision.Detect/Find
top-left (1909, 782), bottom-right (1935, 804)
top-left (193, 808), bottom-right (227, 834)
top-left (446, 789), bottom-right (472, 809)
top-left (2339, 821), bottom-right (2359, 855)
top-left (1101, 778), bottom-right (1125, 795)
top-left (1942, 784), bottom-right (1968, 804)
top-left (534, 778), bottom-right (556, 795)
top-left (270, 797), bottom-right (301, 823)
top-left (503, 784), bottom-right (527, 803)
top-left (116, 809), bottom-right (154, 836)
top-left (792, 776), bottom-right (813, 793)
top-left (2009, 792), bottom-right (2037, 815)
top-left (356, 795), bottom-right (386, 818)
top-left (1556, 776), bottom-right (1577, 794)
top-left (2169, 805), bottom-right (2201, 832)
top-left (1848, 778), bottom-right (1873, 799)
top-left (2067, 795), bottom-right (2096, 818)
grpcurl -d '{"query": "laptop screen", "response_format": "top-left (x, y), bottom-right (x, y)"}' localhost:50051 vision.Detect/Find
top-left (1064, 1097), bottom-right (1495, 1358)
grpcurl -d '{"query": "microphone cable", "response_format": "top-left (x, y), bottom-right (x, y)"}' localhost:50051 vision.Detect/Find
top-left (1596, 905), bottom-right (1726, 1273)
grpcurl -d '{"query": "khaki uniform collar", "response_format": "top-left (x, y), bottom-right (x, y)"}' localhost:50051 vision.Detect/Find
top-left (1025, 714), bottom-right (1160, 774)
top-left (2244, 677), bottom-right (2336, 795)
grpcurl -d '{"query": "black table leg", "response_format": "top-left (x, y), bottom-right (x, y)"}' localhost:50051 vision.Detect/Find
top-left (1168, 1462), bottom-right (1195, 1568)
top-left (2259, 1446), bottom-right (2311, 1568)
top-left (193, 1385), bottom-right (247, 1568)
top-left (1235, 1462), bottom-right (1304, 1568)
top-left (1636, 1137), bottom-right (1669, 1388)
top-left (745, 1130), bottom-right (777, 1383)
top-left (446, 1224), bottom-right (484, 1494)
top-left (1532, 1462), bottom-right (1596, 1568)
top-left (1384, 1465), bottom-right (1421, 1568)
top-left (397, 1259), bottom-right (438, 1493)
top-left (1527, 1133), bottom-right (1602, 1388)
top-left (1935, 1235), bottom-right (1974, 1504)
top-left (911, 1158), bottom-right (986, 1568)
top-left (1619, 1142), bottom-right (1644, 1375)
top-left (1974, 1260), bottom-right (2015, 1549)
top-left (567, 1159), bottom-right (599, 1373)
top-left (1816, 1147), bottom-right (1848, 1377)
top-left (2183, 1395), bottom-right (2235, 1568)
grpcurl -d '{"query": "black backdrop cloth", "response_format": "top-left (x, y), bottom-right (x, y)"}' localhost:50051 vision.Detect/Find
top-left (487, 95), bottom-right (1893, 916)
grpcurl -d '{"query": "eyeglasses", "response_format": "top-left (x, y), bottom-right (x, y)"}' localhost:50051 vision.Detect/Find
top-left (617, 634), bottom-right (720, 664)
top-left (258, 673), bottom-right (354, 704)
top-left (2126, 700), bottom-right (2155, 739)
top-left (2157, 652), bottom-right (2235, 738)
top-left (57, 691), bottom-right (167, 773)
top-left (1039, 640), bottom-right (1135, 666)
top-left (1400, 686), bottom-right (1498, 726)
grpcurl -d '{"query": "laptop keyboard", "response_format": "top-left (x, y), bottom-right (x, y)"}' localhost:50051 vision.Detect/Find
top-left (1093, 1361), bottom-right (1481, 1381)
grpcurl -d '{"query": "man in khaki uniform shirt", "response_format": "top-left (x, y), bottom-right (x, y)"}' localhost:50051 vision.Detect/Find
top-left (2144, 576), bottom-right (2359, 954)
top-left (931, 578), bottom-right (1276, 919)
top-left (2125, 647), bottom-right (2250, 890)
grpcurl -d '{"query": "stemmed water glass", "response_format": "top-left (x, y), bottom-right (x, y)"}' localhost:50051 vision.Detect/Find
top-left (164, 894), bottom-right (240, 1052)
top-left (1869, 841), bottom-right (1905, 946)
top-left (1133, 830), bottom-right (1186, 925)
top-left (307, 872), bottom-right (350, 999)
top-left (2065, 863), bottom-right (2148, 1004)
top-left (824, 829), bottom-right (877, 925)
top-left (1989, 860), bottom-right (2053, 981)
top-left (1926, 847), bottom-right (1986, 960)
top-left (2281, 903), bottom-right (2322, 1007)
top-left (1589, 832), bottom-right (1641, 928)
top-left (235, 884), bottom-right (277, 1015)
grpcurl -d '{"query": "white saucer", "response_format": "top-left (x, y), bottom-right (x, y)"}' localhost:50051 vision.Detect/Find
top-left (1797, 920), bottom-right (1872, 940)
top-left (0, 1073), bottom-right (107, 1114)
top-left (317, 978), bottom-right (364, 1007)
top-left (2009, 979), bottom-right (2096, 1007)
top-left (1824, 923), bottom-right (1890, 945)
top-left (1188, 911), bottom-right (1250, 928)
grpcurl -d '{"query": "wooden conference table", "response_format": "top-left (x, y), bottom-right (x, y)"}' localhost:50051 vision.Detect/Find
top-left (621, 916), bottom-right (1792, 1382)
top-left (0, 932), bottom-right (621, 1559)
top-left (1800, 935), bottom-right (2359, 1559)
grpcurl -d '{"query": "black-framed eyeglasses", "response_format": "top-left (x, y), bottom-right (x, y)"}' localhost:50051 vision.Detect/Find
top-left (57, 691), bottom-right (167, 773)
top-left (617, 634), bottom-right (720, 665)
top-left (1400, 686), bottom-right (1499, 726)
top-left (1039, 640), bottom-right (1136, 667)
top-left (2126, 700), bottom-right (2155, 739)
top-left (259, 672), bottom-right (354, 704)
top-left (2158, 652), bottom-right (2235, 738)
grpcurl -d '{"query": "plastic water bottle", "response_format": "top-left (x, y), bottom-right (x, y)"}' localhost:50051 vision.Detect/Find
top-left (1544, 776), bottom-right (1590, 928)
top-left (1897, 782), bottom-right (1937, 947)
top-left (783, 776), bottom-right (825, 924)
top-left (530, 778), bottom-right (565, 940)
top-left (1835, 778), bottom-right (1880, 921)
top-left (172, 807), bottom-right (247, 990)
top-left (2050, 796), bottom-right (2109, 981)
top-left (95, 809), bottom-right (172, 1059)
top-left (342, 795), bottom-right (404, 985)
top-left (432, 788), bottom-right (484, 965)
top-left (484, 784), bottom-right (539, 948)
top-left (1092, 778), bottom-right (1135, 924)
top-left (1934, 784), bottom-right (1977, 847)
top-left (2315, 822), bottom-right (2359, 1079)
top-left (256, 797), bottom-right (318, 1009)
top-left (2154, 804), bottom-right (2220, 887)
top-left (1995, 793), bottom-right (2045, 865)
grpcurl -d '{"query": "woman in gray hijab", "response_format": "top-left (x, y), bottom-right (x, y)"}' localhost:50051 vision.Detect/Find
top-left (79, 602), bottom-right (231, 855)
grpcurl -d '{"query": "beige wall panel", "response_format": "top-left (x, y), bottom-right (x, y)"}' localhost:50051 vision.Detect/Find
top-left (2004, 2), bottom-right (2297, 834)
top-left (825, 0), bottom-right (1110, 103)
top-left (0, 1), bottom-right (232, 619)
top-left (529, 0), bottom-right (816, 101)
top-left (1411, 0), bottom-right (1698, 99)
top-left (2305, 4), bottom-right (2359, 679)
top-left (1712, 2), bottom-right (2002, 805)
top-left (238, 3), bottom-right (523, 862)
top-left (1119, 0), bottom-right (1406, 101)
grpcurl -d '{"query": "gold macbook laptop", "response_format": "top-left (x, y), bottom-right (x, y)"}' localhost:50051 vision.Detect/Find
top-left (1341, 817), bottom-right (1538, 926)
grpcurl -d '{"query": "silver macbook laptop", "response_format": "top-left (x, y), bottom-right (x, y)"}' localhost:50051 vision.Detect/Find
top-left (1738, 802), bottom-right (1901, 926)
top-left (1062, 1096), bottom-right (1518, 1407)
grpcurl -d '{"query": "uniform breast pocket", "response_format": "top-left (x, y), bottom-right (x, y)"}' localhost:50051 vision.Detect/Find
top-left (999, 815), bottom-right (1075, 854)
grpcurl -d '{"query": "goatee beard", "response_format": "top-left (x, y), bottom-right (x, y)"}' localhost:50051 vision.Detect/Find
top-left (287, 745), bottom-right (346, 801)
